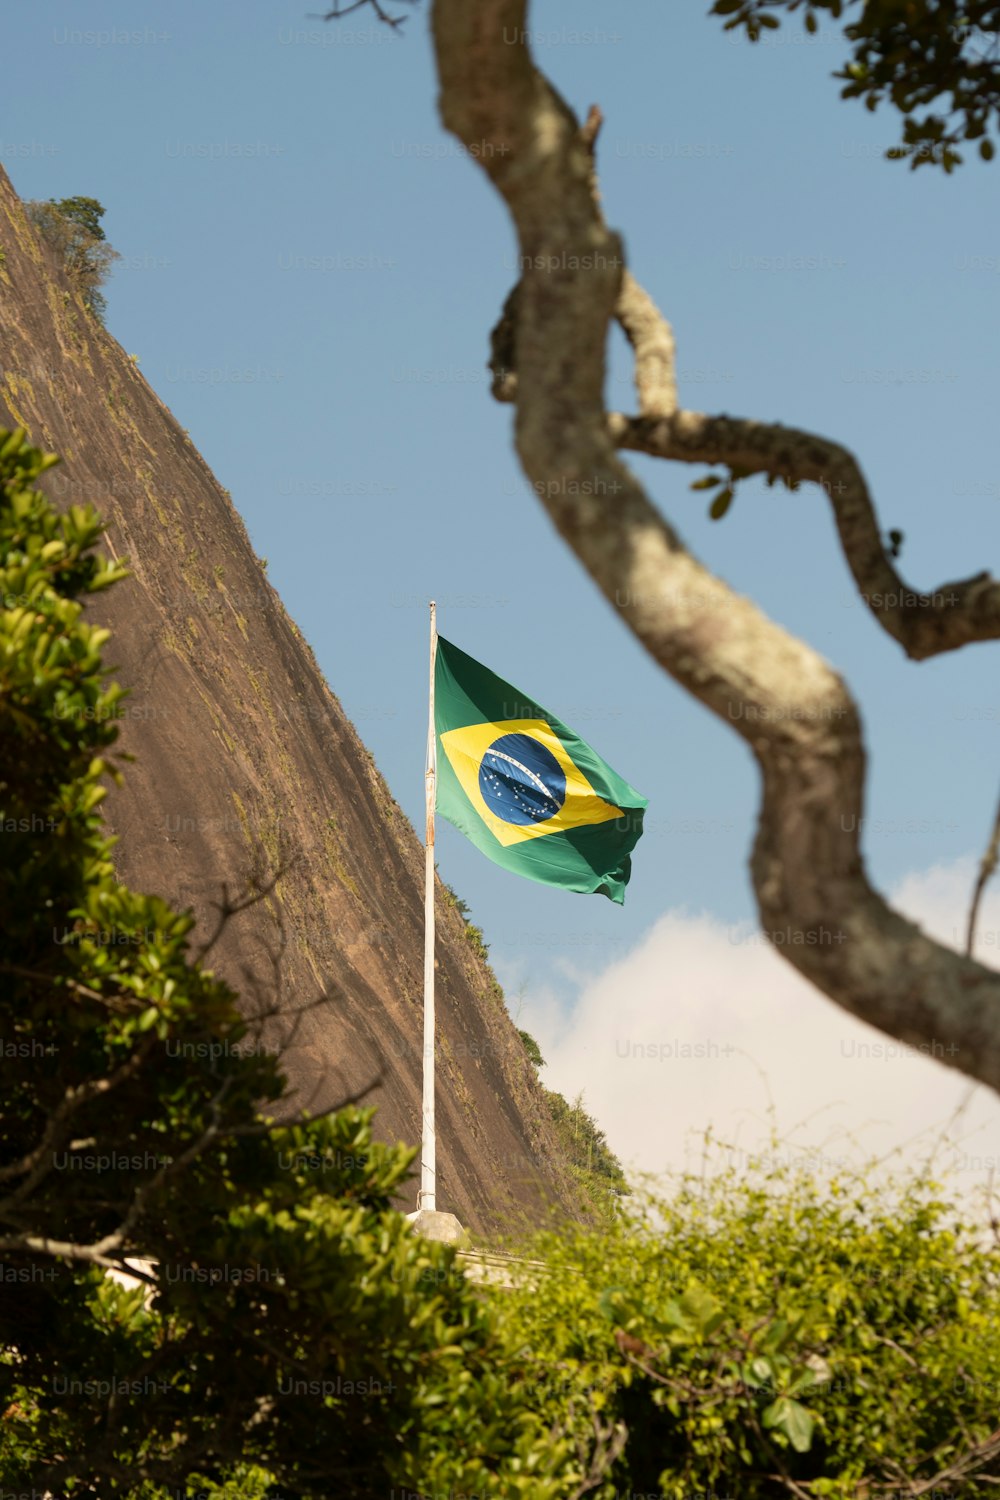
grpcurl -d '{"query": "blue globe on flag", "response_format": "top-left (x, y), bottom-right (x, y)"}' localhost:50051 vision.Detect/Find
top-left (478, 733), bottom-right (567, 826)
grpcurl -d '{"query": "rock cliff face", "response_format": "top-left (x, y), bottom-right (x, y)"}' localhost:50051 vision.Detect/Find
top-left (0, 165), bottom-right (581, 1234)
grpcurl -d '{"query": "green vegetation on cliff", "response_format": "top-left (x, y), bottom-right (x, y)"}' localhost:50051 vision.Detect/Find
top-left (25, 195), bottom-right (119, 323)
top-left (446, 883), bottom-right (630, 1217)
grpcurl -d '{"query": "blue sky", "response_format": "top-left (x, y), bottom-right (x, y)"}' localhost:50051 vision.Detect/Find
top-left (5, 0), bottom-right (999, 1179)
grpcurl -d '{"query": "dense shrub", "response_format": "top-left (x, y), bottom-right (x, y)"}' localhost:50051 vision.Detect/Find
top-left (25, 195), bottom-right (120, 322)
top-left (496, 1149), bottom-right (1000, 1498)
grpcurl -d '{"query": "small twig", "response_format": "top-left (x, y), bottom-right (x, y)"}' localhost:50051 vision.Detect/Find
top-left (907, 1426), bottom-right (1000, 1497)
top-left (226, 1071), bottom-right (384, 1136)
top-left (0, 1036), bottom-right (157, 1195)
top-left (316, 0), bottom-right (416, 29)
top-left (564, 1398), bottom-right (627, 1499)
top-left (870, 1333), bottom-right (926, 1372)
top-left (967, 780), bottom-right (1000, 957)
top-left (0, 962), bottom-right (135, 1012)
top-left (987, 1163), bottom-right (1000, 1246)
top-left (579, 104), bottom-right (604, 212)
top-left (195, 862), bottom-right (293, 963)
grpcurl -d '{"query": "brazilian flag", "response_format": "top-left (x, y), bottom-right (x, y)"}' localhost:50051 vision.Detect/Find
top-left (434, 637), bottom-right (647, 904)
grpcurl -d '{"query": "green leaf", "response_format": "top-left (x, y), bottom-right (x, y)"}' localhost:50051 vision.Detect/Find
top-left (709, 486), bottom-right (735, 520)
top-left (597, 1286), bottom-right (627, 1321)
top-left (659, 1297), bottom-right (689, 1330)
top-left (761, 1317), bottom-right (801, 1355)
top-left (745, 1356), bottom-right (775, 1388)
top-left (785, 1356), bottom-right (831, 1397)
top-left (762, 1397), bottom-right (815, 1453)
top-left (679, 1282), bottom-right (725, 1334)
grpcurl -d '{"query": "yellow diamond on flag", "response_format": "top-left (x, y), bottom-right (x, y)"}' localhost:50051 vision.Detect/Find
top-left (439, 717), bottom-right (625, 849)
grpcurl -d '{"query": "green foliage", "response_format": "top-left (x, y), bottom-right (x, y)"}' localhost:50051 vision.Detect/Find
top-left (0, 429), bottom-right (572, 1498)
top-left (25, 195), bottom-right (120, 322)
top-left (463, 918), bottom-right (491, 961)
top-left (497, 1146), bottom-right (1000, 1497)
top-left (441, 878), bottom-right (472, 918)
top-left (710, 0), bottom-right (1000, 169)
top-left (518, 1027), bottom-right (546, 1068)
top-left (691, 462), bottom-right (802, 520)
top-left (49, 195), bottom-right (108, 242)
top-left (446, 887), bottom-right (493, 960)
top-left (444, 888), bottom-right (625, 1211)
top-left (544, 1087), bottom-right (629, 1217)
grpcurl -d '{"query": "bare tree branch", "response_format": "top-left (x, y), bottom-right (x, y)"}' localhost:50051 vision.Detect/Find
top-left (0, 1228), bottom-right (129, 1265)
top-left (581, 102), bottom-right (676, 421)
top-left (317, 0), bottom-right (416, 30)
top-left (493, 277), bottom-right (998, 660)
top-left (194, 860), bottom-right (295, 965)
top-left (564, 1401), bottom-right (628, 1499)
top-left (0, 1037), bottom-right (156, 1194)
top-left (431, 0), bottom-right (1000, 1094)
top-left (904, 1425), bottom-right (1000, 1498)
top-left (967, 781), bottom-right (1000, 957)
top-left (0, 962), bottom-right (137, 1013)
top-left (616, 275), bottom-right (678, 421)
top-left (490, 270), bottom-right (679, 420)
top-left (610, 408), bottom-right (1000, 661)
top-left (0, 1069), bottom-right (383, 1272)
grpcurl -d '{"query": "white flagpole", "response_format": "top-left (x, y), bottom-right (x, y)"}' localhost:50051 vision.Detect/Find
top-left (419, 600), bottom-right (438, 1212)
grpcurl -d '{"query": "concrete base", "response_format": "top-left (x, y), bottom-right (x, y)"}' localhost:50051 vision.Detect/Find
top-left (405, 1208), bottom-right (468, 1245)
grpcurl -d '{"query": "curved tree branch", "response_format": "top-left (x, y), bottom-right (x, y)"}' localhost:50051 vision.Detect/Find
top-left (484, 109), bottom-right (998, 663)
top-left (615, 275), bottom-right (679, 421)
top-left (610, 409), bottom-right (1000, 662)
top-left (491, 278), bottom-right (1000, 662)
top-left (432, 0), bottom-right (1000, 1093)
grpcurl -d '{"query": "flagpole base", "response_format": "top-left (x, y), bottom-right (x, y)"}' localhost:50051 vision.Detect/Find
top-left (405, 1208), bottom-right (467, 1245)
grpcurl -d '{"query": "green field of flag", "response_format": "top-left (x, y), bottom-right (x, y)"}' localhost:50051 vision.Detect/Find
top-left (434, 637), bottom-right (647, 904)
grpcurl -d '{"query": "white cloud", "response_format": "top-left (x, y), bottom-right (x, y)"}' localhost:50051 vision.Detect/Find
top-left (519, 857), bottom-right (1000, 1208)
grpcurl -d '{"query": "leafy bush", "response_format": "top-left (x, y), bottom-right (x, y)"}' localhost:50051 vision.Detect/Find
top-left (543, 1087), bottom-right (629, 1218)
top-left (25, 195), bottom-right (120, 323)
top-left (462, 917), bottom-right (490, 961)
top-left (496, 1147), bottom-right (1000, 1498)
top-left (441, 879), bottom-right (471, 918)
top-left (518, 1027), bottom-right (545, 1068)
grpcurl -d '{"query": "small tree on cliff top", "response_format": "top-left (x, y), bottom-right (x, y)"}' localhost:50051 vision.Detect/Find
top-left (25, 195), bottom-right (120, 324)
